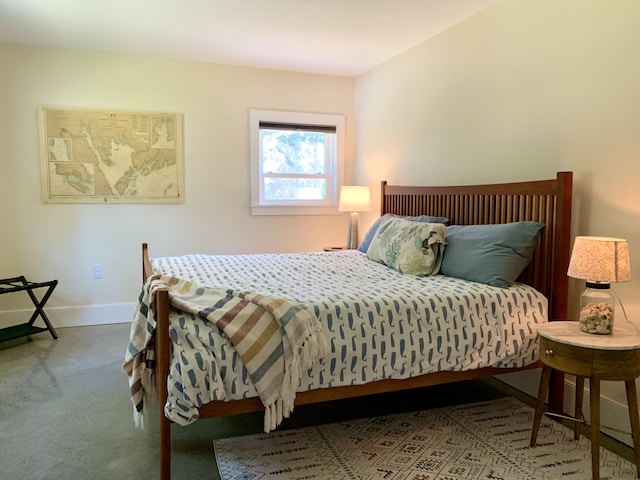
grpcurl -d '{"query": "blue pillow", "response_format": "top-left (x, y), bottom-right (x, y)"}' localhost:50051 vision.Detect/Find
top-left (358, 213), bottom-right (450, 253)
top-left (440, 221), bottom-right (545, 287)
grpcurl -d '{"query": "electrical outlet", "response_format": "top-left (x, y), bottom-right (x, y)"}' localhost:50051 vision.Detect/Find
top-left (92, 264), bottom-right (103, 279)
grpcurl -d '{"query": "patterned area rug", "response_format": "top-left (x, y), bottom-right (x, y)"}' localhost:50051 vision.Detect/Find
top-left (214, 396), bottom-right (637, 480)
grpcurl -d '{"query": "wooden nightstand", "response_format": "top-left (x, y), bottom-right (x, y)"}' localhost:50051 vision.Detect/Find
top-left (530, 321), bottom-right (640, 479)
top-left (323, 246), bottom-right (346, 252)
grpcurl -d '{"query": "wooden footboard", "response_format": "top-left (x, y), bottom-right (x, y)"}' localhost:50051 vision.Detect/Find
top-left (142, 171), bottom-right (573, 480)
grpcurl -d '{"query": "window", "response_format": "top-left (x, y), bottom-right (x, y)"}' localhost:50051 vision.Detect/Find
top-left (250, 109), bottom-right (345, 215)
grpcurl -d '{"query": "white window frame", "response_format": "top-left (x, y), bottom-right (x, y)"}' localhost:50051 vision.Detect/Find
top-left (250, 109), bottom-right (345, 216)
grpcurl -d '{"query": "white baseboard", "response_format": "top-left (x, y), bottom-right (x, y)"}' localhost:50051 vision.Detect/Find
top-left (0, 303), bottom-right (135, 329)
top-left (498, 370), bottom-right (635, 447)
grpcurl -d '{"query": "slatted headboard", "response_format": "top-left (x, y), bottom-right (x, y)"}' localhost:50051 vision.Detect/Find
top-left (380, 171), bottom-right (573, 322)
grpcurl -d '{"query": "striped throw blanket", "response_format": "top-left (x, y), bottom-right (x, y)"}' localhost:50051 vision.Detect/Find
top-left (123, 274), bottom-right (328, 432)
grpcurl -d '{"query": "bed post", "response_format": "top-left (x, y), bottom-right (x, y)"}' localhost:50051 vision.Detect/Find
top-left (157, 288), bottom-right (172, 480)
top-left (380, 180), bottom-right (388, 214)
top-left (142, 243), bottom-right (172, 480)
top-left (550, 171), bottom-right (573, 322)
top-left (548, 171), bottom-right (573, 414)
top-left (142, 243), bottom-right (153, 284)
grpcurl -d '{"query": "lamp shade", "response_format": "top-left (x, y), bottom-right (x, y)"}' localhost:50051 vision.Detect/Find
top-left (338, 186), bottom-right (371, 212)
top-left (567, 236), bottom-right (631, 283)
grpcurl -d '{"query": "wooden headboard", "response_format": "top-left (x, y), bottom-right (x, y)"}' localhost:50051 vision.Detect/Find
top-left (381, 171), bottom-right (573, 322)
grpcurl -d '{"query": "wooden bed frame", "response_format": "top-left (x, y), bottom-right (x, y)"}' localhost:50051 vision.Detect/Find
top-left (142, 171), bottom-right (573, 479)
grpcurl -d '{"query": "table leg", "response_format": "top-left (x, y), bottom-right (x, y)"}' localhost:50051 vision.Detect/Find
top-left (575, 376), bottom-right (585, 440)
top-left (624, 379), bottom-right (640, 478)
top-left (530, 365), bottom-right (552, 447)
top-left (590, 378), bottom-right (600, 480)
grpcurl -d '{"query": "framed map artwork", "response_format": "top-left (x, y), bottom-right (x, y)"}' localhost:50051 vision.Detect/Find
top-left (39, 106), bottom-right (184, 203)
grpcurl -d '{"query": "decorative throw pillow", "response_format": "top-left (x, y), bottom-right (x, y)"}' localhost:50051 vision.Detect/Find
top-left (357, 213), bottom-right (450, 253)
top-left (440, 221), bottom-right (545, 287)
top-left (366, 216), bottom-right (447, 276)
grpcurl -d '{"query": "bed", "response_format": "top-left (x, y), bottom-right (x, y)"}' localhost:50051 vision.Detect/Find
top-left (127, 171), bottom-right (573, 480)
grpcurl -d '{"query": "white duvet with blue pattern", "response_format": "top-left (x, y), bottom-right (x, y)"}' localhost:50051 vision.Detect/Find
top-left (152, 250), bottom-right (547, 425)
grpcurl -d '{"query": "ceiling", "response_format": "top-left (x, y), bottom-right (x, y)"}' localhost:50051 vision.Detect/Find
top-left (0, 0), bottom-right (496, 76)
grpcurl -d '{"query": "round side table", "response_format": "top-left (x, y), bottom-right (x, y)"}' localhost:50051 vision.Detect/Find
top-left (529, 321), bottom-right (640, 480)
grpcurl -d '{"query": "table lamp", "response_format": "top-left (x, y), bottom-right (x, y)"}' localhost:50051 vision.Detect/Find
top-left (338, 186), bottom-right (371, 249)
top-left (567, 236), bottom-right (631, 334)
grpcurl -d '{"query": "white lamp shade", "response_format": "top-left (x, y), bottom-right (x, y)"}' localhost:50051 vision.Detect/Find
top-left (567, 236), bottom-right (631, 283)
top-left (338, 186), bottom-right (371, 212)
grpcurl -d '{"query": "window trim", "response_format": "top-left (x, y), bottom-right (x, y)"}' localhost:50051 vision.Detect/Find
top-left (250, 109), bottom-right (345, 216)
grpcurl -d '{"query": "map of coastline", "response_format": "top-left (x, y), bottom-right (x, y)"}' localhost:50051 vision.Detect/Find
top-left (40, 107), bottom-right (183, 203)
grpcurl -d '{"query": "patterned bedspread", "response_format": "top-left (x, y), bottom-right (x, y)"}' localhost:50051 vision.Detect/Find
top-left (150, 250), bottom-right (547, 426)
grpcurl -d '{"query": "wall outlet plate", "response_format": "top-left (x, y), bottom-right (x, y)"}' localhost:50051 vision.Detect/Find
top-left (92, 264), bottom-right (103, 279)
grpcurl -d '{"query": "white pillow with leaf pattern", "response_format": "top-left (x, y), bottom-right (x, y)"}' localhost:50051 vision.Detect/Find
top-left (366, 216), bottom-right (447, 276)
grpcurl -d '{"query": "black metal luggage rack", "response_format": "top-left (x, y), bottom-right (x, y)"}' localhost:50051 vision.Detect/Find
top-left (0, 276), bottom-right (58, 343)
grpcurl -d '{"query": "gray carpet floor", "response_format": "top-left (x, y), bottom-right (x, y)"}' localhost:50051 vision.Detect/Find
top-left (0, 323), bottom-right (634, 479)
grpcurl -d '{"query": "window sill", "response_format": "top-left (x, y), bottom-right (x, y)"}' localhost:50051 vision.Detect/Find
top-left (251, 205), bottom-right (341, 216)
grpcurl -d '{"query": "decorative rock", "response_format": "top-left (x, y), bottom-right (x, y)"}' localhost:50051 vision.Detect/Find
top-left (579, 302), bottom-right (613, 335)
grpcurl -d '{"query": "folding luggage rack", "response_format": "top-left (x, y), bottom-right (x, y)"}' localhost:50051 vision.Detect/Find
top-left (0, 276), bottom-right (58, 343)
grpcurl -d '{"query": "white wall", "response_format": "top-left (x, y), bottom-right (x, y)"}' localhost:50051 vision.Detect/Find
top-left (354, 0), bottom-right (640, 445)
top-left (0, 44), bottom-right (354, 327)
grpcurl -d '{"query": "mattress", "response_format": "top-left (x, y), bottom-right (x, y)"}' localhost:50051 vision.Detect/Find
top-left (152, 250), bottom-right (547, 425)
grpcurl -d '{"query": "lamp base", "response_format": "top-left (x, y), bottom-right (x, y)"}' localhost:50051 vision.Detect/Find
top-left (578, 282), bottom-right (614, 334)
top-left (346, 212), bottom-right (360, 250)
